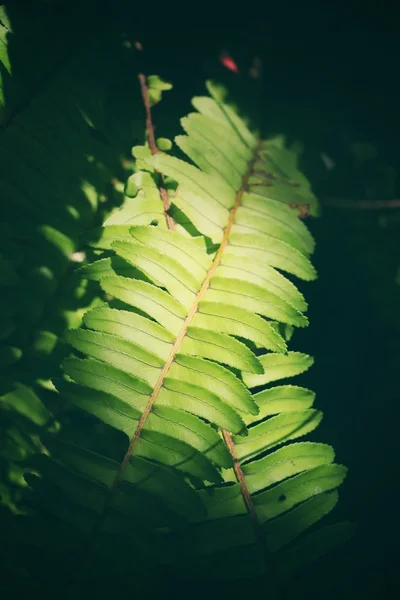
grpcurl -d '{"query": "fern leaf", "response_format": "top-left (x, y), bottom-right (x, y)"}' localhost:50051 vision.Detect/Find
top-left (217, 254), bottom-right (308, 312)
top-left (83, 306), bottom-right (175, 359)
top-left (43, 76), bottom-right (350, 592)
top-left (226, 232), bottom-right (317, 281)
top-left (232, 409), bottom-right (323, 463)
top-left (242, 442), bottom-right (335, 494)
top-left (243, 351), bottom-right (314, 388)
top-left (245, 384), bottom-right (315, 422)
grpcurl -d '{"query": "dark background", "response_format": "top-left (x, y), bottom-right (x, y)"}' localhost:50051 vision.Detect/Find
top-left (1, 1), bottom-right (399, 598)
top-left (111, 7), bottom-right (400, 597)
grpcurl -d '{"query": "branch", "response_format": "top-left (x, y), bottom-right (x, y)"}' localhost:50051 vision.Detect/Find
top-left (138, 72), bottom-right (175, 230)
top-left (321, 197), bottom-right (400, 210)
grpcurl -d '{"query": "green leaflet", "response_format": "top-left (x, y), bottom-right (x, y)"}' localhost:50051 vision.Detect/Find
top-left (242, 442), bottom-right (335, 494)
top-left (65, 328), bottom-right (165, 387)
top-left (175, 134), bottom-right (241, 191)
top-left (85, 225), bottom-right (141, 251)
top-left (253, 464), bottom-right (347, 523)
top-left (147, 406), bottom-right (231, 468)
top-left (264, 490), bottom-right (339, 552)
top-left (146, 75), bottom-right (173, 106)
top-left (107, 171), bottom-right (167, 228)
top-left (149, 153), bottom-right (235, 211)
top-left (62, 357), bottom-right (152, 413)
top-left (79, 255), bottom-right (147, 282)
top-left (170, 354), bottom-right (255, 412)
top-left (248, 136), bottom-right (320, 217)
top-left (112, 240), bottom-right (199, 309)
top-left (158, 378), bottom-right (245, 434)
top-left (205, 80), bottom-right (258, 148)
top-left (247, 385), bottom-right (316, 423)
top-left (193, 302), bottom-right (287, 352)
top-left (181, 327), bottom-right (262, 374)
top-left (226, 232), bottom-right (317, 281)
top-left (83, 306), bottom-right (175, 360)
top-left (176, 121), bottom-right (245, 190)
top-left (236, 192), bottom-right (315, 255)
top-left (172, 188), bottom-right (228, 242)
top-left (207, 277), bottom-right (308, 327)
top-left (243, 352), bottom-right (314, 388)
top-left (232, 409), bottom-right (323, 462)
top-left (218, 254), bottom-right (308, 312)
top-left (100, 275), bottom-right (187, 335)
top-left (181, 113), bottom-right (250, 167)
top-left (196, 484), bottom-right (247, 521)
top-left (54, 378), bottom-right (143, 427)
top-left (130, 225), bottom-right (212, 281)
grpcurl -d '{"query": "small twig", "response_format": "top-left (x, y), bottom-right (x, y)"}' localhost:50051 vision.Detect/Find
top-left (322, 197), bottom-right (400, 210)
top-left (138, 72), bottom-right (175, 230)
top-left (138, 72), bottom-right (158, 155)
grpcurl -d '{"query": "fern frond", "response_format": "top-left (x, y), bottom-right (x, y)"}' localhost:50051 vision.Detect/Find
top-left (63, 98), bottom-right (314, 464)
top-left (33, 72), bottom-right (351, 592)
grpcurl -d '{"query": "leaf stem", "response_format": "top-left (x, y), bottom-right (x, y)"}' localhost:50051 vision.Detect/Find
top-left (138, 72), bottom-right (175, 229)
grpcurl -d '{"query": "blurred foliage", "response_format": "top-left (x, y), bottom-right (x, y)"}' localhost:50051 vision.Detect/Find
top-left (0, 1), bottom-right (147, 522)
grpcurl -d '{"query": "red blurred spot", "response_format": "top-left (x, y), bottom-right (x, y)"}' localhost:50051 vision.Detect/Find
top-left (220, 51), bottom-right (239, 73)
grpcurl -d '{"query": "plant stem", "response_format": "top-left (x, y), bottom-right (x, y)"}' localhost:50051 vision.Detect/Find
top-left (138, 72), bottom-right (175, 229)
top-left (322, 197), bottom-right (400, 209)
